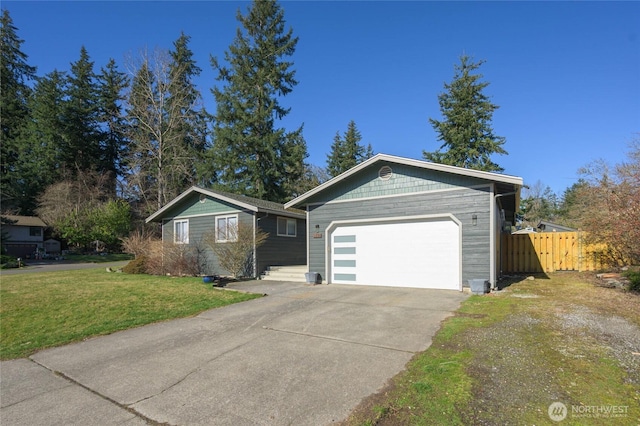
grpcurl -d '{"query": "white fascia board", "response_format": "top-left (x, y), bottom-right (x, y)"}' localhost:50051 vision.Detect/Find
top-left (285, 153), bottom-right (524, 208)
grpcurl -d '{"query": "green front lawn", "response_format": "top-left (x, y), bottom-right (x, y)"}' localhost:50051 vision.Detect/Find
top-left (0, 269), bottom-right (262, 359)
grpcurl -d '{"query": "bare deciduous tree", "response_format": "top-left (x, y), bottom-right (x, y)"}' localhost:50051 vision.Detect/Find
top-left (123, 46), bottom-right (207, 215)
top-left (36, 169), bottom-right (111, 228)
top-left (571, 139), bottom-right (640, 265)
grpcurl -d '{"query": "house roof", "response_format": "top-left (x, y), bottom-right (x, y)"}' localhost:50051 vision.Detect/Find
top-left (1, 215), bottom-right (47, 227)
top-left (285, 153), bottom-right (524, 209)
top-left (537, 220), bottom-right (576, 232)
top-left (146, 186), bottom-right (306, 223)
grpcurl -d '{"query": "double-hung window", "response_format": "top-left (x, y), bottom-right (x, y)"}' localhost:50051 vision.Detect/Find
top-left (277, 217), bottom-right (296, 237)
top-left (174, 219), bottom-right (189, 244)
top-left (216, 215), bottom-right (238, 243)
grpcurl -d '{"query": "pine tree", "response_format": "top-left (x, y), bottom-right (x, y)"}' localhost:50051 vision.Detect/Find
top-left (326, 120), bottom-right (373, 177)
top-left (167, 32), bottom-right (211, 191)
top-left (0, 9), bottom-right (37, 213)
top-left (62, 46), bottom-right (102, 176)
top-left (97, 58), bottom-right (129, 195)
top-left (12, 71), bottom-right (68, 213)
top-left (326, 131), bottom-right (345, 178)
top-left (424, 55), bottom-right (507, 172)
top-left (210, 0), bottom-right (307, 202)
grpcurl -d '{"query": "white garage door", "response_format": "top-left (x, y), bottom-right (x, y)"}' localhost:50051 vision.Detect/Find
top-left (330, 217), bottom-right (460, 290)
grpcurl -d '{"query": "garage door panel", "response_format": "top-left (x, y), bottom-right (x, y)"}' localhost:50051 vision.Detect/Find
top-left (330, 219), bottom-right (460, 290)
top-left (332, 233), bottom-right (358, 282)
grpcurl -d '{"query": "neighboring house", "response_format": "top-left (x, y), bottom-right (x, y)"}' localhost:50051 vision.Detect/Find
top-left (1, 215), bottom-right (47, 258)
top-left (285, 154), bottom-right (523, 291)
top-left (146, 186), bottom-right (306, 277)
top-left (537, 220), bottom-right (576, 233)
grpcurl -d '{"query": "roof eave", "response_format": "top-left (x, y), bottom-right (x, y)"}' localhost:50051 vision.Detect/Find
top-left (258, 207), bottom-right (306, 219)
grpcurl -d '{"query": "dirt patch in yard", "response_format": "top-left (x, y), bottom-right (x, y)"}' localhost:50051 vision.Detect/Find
top-left (342, 272), bottom-right (640, 425)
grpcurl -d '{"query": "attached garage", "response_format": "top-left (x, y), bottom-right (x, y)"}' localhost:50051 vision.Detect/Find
top-left (329, 216), bottom-right (461, 290)
top-left (285, 154), bottom-right (523, 291)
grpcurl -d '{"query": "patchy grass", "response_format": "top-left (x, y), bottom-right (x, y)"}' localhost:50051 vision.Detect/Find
top-left (343, 272), bottom-right (640, 425)
top-left (0, 269), bottom-right (262, 359)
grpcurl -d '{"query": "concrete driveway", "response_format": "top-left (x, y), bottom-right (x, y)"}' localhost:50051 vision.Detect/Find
top-left (1, 281), bottom-right (467, 425)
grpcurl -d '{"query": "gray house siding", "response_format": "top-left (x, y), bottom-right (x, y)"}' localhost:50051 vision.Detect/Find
top-left (161, 206), bottom-right (254, 276)
top-left (255, 213), bottom-right (306, 274)
top-left (308, 186), bottom-right (492, 285)
top-left (302, 161), bottom-right (489, 204)
top-left (157, 192), bottom-right (305, 277)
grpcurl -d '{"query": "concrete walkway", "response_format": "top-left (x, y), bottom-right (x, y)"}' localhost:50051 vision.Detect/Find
top-left (1, 281), bottom-right (467, 425)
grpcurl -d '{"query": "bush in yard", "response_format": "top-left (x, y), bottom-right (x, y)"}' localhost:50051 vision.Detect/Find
top-left (145, 240), bottom-right (207, 277)
top-left (624, 270), bottom-right (640, 293)
top-left (204, 220), bottom-right (268, 278)
top-left (123, 256), bottom-right (148, 274)
top-left (121, 229), bottom-right (153, 258)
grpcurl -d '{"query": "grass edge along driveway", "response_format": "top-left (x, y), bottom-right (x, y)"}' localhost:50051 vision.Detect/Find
top-left (0, 269), bottom-right (262, 360)
top-left (343, 272), bottom-right (640, 426)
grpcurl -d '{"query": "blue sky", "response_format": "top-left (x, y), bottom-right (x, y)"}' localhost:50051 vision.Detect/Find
top-left (5, 1), bottom-right (639, 197)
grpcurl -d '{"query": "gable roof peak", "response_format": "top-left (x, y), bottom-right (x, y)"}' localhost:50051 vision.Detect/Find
top-left (146, 186), bottom-right (304, 223)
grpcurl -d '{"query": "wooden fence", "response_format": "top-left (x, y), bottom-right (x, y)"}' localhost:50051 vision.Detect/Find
top-left (501, 231), bottom-right (610, 273)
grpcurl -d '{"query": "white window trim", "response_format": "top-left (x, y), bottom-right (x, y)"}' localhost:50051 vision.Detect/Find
top-left (174, 219), bottom-right (189, 244)
top-left (277, 217), bottom-right (297, 237)
top-left (216, 214), bottom-right (239, 243)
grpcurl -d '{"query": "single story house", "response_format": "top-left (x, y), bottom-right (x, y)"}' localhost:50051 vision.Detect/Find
top-left (146, 186), bottom-right (306, 277)
top-left (1, 215), bottom-right (47, 258)
top-left (285, 154), bottom-right (523, 291)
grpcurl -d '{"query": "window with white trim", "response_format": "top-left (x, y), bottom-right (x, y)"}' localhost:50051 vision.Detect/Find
top-left (277, 217), bottom-right (297, 237)
top-left (174, 219), bottom-right (189, 244)
top-left (216, 215), bottom-right (238, 242)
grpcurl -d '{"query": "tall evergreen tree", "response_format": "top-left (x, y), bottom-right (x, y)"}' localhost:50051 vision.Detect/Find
top-left (424, 55), bottom-right (507, 172)
top-left (0, 9), bottom-right (37, 213)
top-left (12, 71), bottom-right (67, 213)
top-left (326, 120), bottom-right (373, 177)
top-left (210, 0), bottom-right (307, 202)
top-left (167, 32), bottom-right (211, 190)
top-left (62, 46), bottom-right (102, 176)
top-left (97, 58), bottom-right (129, 195)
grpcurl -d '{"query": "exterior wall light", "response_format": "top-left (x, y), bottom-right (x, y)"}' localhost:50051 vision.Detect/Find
top-left (472, 214), bottom-right (478, 226)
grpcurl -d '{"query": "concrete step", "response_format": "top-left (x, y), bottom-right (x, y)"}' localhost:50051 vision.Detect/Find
top-left (261, 265), bottom-right (308, 282)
